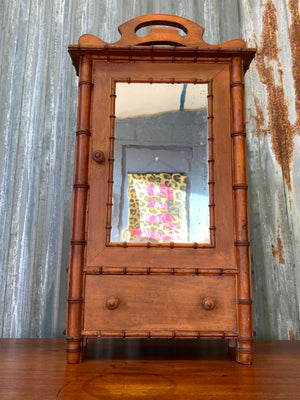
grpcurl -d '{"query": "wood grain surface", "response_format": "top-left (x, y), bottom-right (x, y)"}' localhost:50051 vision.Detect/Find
top-left (84, 275), bottom-right (237, 332)
top-left (0, 339), bottom-right (299, 400)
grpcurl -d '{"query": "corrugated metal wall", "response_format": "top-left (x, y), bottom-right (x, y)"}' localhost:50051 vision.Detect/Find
top-left (240, 0), bottom-right (300, 340)
top-left (0, 0), bottom-right (299, 339)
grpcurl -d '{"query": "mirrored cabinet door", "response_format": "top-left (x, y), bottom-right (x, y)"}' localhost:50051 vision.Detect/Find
top-left (86, 62), bottom-right (235, 270)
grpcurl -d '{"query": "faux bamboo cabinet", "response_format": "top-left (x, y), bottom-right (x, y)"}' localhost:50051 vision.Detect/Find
top-left (66, 15), bottom-right (256, 364)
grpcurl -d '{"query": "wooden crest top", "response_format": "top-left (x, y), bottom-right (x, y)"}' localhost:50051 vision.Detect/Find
top-left (69, 14), bottom-right (256, 73)
top-left (78, 14), bottom-right (247, 48)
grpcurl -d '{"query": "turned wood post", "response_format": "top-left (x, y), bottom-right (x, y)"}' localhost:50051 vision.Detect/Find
top-left (231, 57), bottom-right (253, 364)
top-left (66, 55), bottom-right (92, 363)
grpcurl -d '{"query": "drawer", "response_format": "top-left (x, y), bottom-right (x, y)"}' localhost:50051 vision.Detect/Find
top-left (83, 275), bottom-right (237, 333)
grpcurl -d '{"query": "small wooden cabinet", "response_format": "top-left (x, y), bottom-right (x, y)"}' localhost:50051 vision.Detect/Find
top-left (66, 14), bottom-right (256, 364)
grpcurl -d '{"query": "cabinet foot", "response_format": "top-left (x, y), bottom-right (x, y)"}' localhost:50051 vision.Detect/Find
top-left (228, 338), bottom-right (237, 348)
top-left (82, 338), bottom-right (88, 360)
top-left (236, 340), bottom-right (253, 364)
top-left (66, 339), bottom-right (82, 364)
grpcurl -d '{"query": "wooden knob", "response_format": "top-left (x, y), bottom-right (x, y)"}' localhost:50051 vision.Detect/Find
top-left (106, 296), bottom-right (120, 310)
top-left (92, 150), bottom-right (105, 163)
top-left (202, 297), bottom-right (215, 311)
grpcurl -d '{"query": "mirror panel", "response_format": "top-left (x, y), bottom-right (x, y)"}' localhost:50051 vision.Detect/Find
top-left (111, 82), bottom-right (210, 244)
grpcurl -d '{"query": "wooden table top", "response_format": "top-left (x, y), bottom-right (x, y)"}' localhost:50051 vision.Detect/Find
top-left (0, 339), bottom-right (299, 399)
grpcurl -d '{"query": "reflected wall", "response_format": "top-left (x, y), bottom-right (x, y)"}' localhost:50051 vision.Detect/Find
top-left (111, 83), bottom-right (210, 244)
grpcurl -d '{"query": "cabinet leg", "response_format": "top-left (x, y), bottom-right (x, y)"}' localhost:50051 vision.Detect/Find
top-left (236, 339), bottom-right (253, 365)
top-left (227, 339), bottom-right (237, 360)
top-left (66, 339), bottom-right (82, 364)
top-left (228, 339), bottom-right (237, 348)
top-left (82, 338), bottom-right (88, 360)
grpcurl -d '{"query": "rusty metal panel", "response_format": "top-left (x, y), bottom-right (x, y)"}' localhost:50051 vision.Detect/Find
top-left (0, 0), bottom-right (298, 340)
top-left (240, 0), bottom-right (300, 339)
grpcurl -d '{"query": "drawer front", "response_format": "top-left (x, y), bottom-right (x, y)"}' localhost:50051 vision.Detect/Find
top-left (84, 275), bottom-right (237, 332)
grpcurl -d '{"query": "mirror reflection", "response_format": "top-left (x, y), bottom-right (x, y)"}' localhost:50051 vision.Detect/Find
top-left (111, 82), bottom-right (210, 244)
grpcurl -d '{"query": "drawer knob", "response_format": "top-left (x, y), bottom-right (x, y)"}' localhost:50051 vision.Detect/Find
top-left (202, 297), bottom-right (215, 311)
top-left (92, 150), bottom-right (105, 163)
top-left (106, 296), bottom-right (120, 310)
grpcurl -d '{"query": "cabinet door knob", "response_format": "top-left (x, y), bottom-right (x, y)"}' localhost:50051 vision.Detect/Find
top-left (92, 150), bottom-right (105, 163)
top-left (106, 296), bottom-right (120, 310)
top-left (202, 297), bottom-right (215, 311)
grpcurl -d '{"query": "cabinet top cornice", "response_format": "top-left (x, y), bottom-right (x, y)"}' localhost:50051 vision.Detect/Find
top-left (68, 14), bottom-right (256, 75)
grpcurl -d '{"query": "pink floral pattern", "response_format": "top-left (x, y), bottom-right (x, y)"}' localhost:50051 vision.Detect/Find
top-left (127, 173), bottom-right (187, 242)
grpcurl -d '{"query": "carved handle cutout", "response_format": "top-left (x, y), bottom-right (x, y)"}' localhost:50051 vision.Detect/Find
top-left (116, 14), bottom-right (205, 47)
top-left (135, 20), bottom-right (187, 38)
